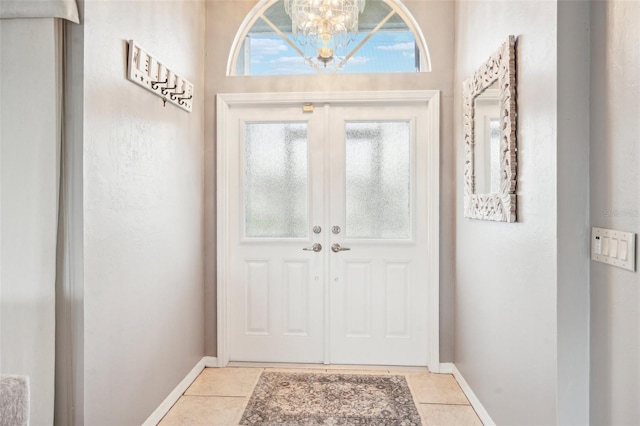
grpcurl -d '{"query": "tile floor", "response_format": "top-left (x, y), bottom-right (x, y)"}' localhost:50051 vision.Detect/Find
top-left (158, 365), bottom-right (483, 426)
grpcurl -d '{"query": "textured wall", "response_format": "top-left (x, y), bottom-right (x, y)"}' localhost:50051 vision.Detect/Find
top-left (82, 1), bottom-right (206, 424)
top-left (590, 1), bottom-right (640, 424)
top-left (0, 18), bottom-right (59, 426)
top-left (204, 0), bottom-right (457, 362)
top-left (557, 1), bottom-right (590, 423)
top-left (454, 2), bottom-right (558, 424)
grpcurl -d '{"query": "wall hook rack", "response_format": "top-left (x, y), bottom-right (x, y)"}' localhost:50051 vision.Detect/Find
top-left (161, 85), bottom-right (178, 96)
top-left (126, 40), bottom-right (193, 113)
top-left (150, 80), bottom-right (168, 90)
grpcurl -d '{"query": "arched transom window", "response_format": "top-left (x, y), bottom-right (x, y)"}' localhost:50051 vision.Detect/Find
top-left (228, 0), bottom-right (431, 76)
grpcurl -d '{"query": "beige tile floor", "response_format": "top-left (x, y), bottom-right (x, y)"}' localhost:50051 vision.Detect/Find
top-left (158, 365), bottom-right (483, 426)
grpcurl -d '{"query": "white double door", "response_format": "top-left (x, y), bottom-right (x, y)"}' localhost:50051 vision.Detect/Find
top-left (227, 102), bottom-right (431, 366)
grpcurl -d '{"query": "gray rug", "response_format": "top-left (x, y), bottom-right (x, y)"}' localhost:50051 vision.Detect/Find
top-left (240, 371), bottom-right (422, 425)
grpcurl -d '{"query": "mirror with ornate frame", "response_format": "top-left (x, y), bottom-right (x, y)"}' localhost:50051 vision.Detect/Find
top-left (463, 35), bottom-right (517, 222)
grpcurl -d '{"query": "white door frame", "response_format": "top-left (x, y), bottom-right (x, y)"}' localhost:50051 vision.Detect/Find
top-left (216, 91), bottom-right (441, 372)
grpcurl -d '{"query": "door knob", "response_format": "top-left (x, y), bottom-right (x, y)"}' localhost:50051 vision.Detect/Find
top-left (331, 243), bottom-right (351, 253)
top-left (303, 243), bottom-right (322, 252)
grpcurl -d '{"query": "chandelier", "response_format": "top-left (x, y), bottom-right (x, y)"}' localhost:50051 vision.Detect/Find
top-left (284, 0), bottom-right (366, 70)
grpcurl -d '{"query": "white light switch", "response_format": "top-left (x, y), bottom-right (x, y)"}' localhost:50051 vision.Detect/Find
top-left (602, 236), bottom-right (610, 256)
top-left (594, 236), bottom-right (602, 254)
top-left (610, 238), bottom-right (619, 258)
top-left (591, 227), bottom-right (636, 272)
top-left (619, 241), bottom-right (628, 261)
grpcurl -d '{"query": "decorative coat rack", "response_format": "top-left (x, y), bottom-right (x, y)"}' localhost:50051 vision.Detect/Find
top-left (126, 40), bottom-right (193, 112)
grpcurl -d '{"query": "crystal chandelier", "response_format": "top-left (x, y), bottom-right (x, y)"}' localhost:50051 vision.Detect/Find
top-left (284, 0), bottom-right (366, 70)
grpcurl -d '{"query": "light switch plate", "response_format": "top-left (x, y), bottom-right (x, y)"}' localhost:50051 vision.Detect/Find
top-left (591, 227), bottom-right (636, 272)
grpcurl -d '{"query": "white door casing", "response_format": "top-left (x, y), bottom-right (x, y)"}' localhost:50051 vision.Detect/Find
top-left (217, 91), bottom-right (440, 371)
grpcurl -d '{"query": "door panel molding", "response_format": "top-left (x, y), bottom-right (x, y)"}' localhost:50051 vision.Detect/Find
top-left (217, 91), bottom-right (440, 371)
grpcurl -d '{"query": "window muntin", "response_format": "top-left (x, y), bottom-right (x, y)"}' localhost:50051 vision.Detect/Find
top-left (230, 0), bottom-right (428, 76)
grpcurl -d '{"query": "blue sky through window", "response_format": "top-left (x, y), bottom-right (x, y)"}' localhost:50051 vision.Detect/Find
top-left (247, 31), bottom-right (417, 76)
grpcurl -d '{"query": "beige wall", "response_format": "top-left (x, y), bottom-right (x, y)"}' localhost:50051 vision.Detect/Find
top-left (590, 1), bottom-right (640, 424)
top-left (454, 1), bottom-right (559, 424)
top-left (0, 18), bottom-right (60, 426)
top-left (204, 0), bottom-right (457, 361)
top-left (81, 1), bottom-right (206, 424)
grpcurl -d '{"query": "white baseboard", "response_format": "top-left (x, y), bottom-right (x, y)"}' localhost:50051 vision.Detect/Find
top-left (142, 356), bottom-right (219, 426)
top-left (202, 356), bottom-right (219, 368)
top-left (451, 364), bottom-right (495, 426)
top-left (438, 362), bottom-right (454, 374)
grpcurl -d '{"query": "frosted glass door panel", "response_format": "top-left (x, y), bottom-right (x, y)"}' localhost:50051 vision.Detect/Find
top-left (345, 121), bottom-right (411, 239)
top-left (244, 122), bottom-right (309, 238)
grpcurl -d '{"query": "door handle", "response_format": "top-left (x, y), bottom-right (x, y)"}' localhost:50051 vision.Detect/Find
top-left (303, 243), bottom-right (322, 252)
top-left (331, 243), bottom-right (351, 253)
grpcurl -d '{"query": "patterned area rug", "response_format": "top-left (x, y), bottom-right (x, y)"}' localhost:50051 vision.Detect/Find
top-left (240, 371), bottom-right (422, 425)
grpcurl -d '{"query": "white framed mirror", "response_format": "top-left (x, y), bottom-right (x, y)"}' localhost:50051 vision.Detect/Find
top-left (463, 35), bottom-right (517, 222)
